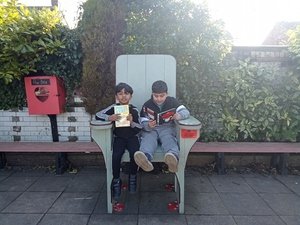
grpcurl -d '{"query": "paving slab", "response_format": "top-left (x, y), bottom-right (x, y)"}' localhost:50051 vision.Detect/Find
top-left (27, 176), bottom-right (73, 192)
top-left (280, 216), bottom-right (300, 225)
top-left (233, 215), bottom-right (286, 225)
top-left (259, 193), bottom-right (300, 216)
top-left (48, 192), bottom-right (99, 214)
top-left (186, 215), bottom-right (237, 225)
top-left (185, 175), bottom-right (216, 193)
top-left (0, 213), bottom-right (43, 225)
top-left (2, 191), bottom-right (61, 213)
top-left (65, 175), bottom-right (105, 192)
top-left (219, 193), bottom-right (274, 216)
top-left (185, 192), bottom-right (228, 215)
top-left (209, 175), bottom-right (254, 193)
top-left (0, 192), bottom-right (22, 211)
top-left (0, 166), bottom-right (299, 225)
top-left (0, 176), bottom-right (39, 191)
top-left (138, 214), bottom-right (187, 225)
top-left (275, 175), bottom-right (300, 194)
top-left (39, 214), bottom-right (89, 225)
top-left (244, 176), bottom-right (292, 193)
top-left (138, 191), bottom-right (178, 214)
top-left (88, 214), bottom-right (137, 225)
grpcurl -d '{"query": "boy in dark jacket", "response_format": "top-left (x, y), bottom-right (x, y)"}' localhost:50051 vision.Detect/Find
top-left (96, 83), bottom-right (142, 201)
top-left (134, 80), bottom-right (190, 173)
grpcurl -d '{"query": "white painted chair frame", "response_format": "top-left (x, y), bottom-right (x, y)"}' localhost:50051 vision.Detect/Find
top-left (90, 55), bottom-right (201, 214)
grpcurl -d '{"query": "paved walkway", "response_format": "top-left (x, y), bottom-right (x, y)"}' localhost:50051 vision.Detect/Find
top-left (0, 166), bottom-right (300, 225)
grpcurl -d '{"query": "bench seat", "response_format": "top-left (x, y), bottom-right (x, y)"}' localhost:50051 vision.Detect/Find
top-left (0, 142), bottom-right (100, 153)
top-left (1, 141), bottom-right (299, 175)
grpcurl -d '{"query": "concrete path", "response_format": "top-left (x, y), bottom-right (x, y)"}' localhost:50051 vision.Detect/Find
top-left (0, 166), bottom-right (300, 225)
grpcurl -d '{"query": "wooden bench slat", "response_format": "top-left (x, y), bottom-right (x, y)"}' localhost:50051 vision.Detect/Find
top-left (191, 142), bottom-right (300, 153)
top-left (1, 142), bottom-right (299, 153)
top-left (0, 142), bottom-right (101, 153)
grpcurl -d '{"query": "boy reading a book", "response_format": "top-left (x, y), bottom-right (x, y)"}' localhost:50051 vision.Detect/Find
top-left (95, 83), bottom-right (142, 201)
top-left (134, 80), bottom-right (190, 173)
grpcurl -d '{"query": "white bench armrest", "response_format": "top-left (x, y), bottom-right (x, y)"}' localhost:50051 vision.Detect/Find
top-left (177, 116), bottom-right (202, 128)
top-left (90, 120), bottom-right (113, 129)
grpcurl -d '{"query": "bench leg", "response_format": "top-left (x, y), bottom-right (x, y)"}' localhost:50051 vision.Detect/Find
top-left (270, 154), bottom-right (279, 168)
top-left (0, 152), bottom-right (6, 169)
top-left (176, 169), bottom-right (185, 214)
top-left (278, 153), bottom-right (289, 175)
top-left (55, 153), bottom-right (69, 175)
top-left (271, 153), bottom-right (289, 175)
top-left (215, 153), bottom-right (225, 175)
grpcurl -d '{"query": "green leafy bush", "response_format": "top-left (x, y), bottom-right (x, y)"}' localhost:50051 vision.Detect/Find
top-left (0, 0), bottom-right (82, 109)
top-left (218, 59), bottom-right (300, 142)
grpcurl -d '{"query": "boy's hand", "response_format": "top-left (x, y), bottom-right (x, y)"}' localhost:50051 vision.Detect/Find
top-left (172, 113), bottom-right (181, 121)
top-left (148, 120), bottom-right (157, 128)
top-left (127, 114), bottom-right (133, 123)
top-left (108, 114), bottom-right (120, 121)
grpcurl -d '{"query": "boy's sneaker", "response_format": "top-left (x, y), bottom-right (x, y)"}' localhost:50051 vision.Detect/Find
top-left (111, 178), bottom-right (122, 201)
top-left (134, 151), bottom-right (154, 172)
top-left (164, 153), bottom-right (178, 173)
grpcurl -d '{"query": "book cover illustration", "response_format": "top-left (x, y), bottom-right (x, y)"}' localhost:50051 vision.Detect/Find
top-left (114, 105), bottom-right (130, 127)
top-left (157, 108), bottom-right (176, 125)
top-left (144, 107), bottom-right (176, 125)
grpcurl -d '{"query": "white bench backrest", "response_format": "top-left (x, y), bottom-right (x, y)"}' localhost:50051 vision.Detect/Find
top-left (116, 55), bottom-right (176, 110)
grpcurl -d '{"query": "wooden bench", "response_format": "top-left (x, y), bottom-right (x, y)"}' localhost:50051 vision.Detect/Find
top-left (190, 142), bottom-right (300, 175)
top-left (1, 141), bottom-right (298, 175)
top-left (0, 142), bottom-right (100, 174)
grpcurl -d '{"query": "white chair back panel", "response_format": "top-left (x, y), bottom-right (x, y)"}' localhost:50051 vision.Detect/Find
top-left (116, 55), bottom-right (176, 110)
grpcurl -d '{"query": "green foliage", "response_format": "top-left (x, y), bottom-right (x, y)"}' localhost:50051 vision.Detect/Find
top-left (35, 27), bottom-right (83, 102)
top-left (218, 59), bottom-right (300, 142)
top-left (0, 0), bottom-right (64, 83)
top-left (121, 0), bottom-right (231, 131)
top-left (78, 0), bottom-right (126, 114)
top-left (0, 0), bottom-right (82, 109)
top-left (0, 79), bottom-right (26, 110)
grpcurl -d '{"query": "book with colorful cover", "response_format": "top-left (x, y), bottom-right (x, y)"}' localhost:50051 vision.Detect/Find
top-left (157, 108), bottom-right (176, 125)
top-left (145, 107), bottom-right (176, 125)
top-left (114, 105), bottom-right (130, 127)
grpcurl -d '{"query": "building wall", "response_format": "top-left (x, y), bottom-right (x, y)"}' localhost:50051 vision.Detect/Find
top-left (0, 107), bottom-right (92, 142)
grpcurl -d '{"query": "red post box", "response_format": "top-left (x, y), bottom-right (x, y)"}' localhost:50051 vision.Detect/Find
top-left (24, 75), bottom-right (66, 115)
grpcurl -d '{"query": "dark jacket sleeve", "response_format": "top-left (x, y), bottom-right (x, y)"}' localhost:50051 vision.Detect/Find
top-left (130, 106), bottom-right (142, 133)
top-left (95, 104), bottom-right (115, 121)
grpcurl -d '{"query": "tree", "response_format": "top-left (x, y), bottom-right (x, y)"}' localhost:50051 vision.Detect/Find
top-left (0, 0), bottom-right (64, 83)
top-left (79, 0), bottom-right (231, 125)
top-left (78, 0), bottom-right (126, 114)
top-left (121, 0), bottom-right (231, 131)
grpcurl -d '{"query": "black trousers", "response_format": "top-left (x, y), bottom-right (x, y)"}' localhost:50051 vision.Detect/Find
top-left (112, 136), bottom-right (139, 179)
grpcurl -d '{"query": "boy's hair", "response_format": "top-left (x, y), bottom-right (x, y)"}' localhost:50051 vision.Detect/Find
top-left (115, 82), bottom-right (133, 95)
top-left (152, 80), bottom-right (168, 93)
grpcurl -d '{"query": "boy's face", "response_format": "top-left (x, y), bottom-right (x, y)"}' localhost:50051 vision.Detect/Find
top-left (116, 88), bottom-right (132, 105)
top-left (152, 92), bottom-right (168, 106)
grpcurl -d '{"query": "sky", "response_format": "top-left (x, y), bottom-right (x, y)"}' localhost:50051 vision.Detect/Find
top-left (19, 0), bottom-right (300, 46)
top-left (196, 0), bottom-right (300, 45)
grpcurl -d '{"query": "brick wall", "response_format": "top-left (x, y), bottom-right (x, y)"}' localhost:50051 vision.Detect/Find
top-left (0, 107), bottom-right (92, 142)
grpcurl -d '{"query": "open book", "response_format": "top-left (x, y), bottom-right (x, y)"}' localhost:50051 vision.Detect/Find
top-left (145, 107), bottom-right (176, 125)
top-left (157, 108), bottom-right (176, 125)
top-left (114, 105), bottom-right (130, 127)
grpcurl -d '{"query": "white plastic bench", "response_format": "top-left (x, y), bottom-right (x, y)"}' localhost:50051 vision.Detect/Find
top-left (90, 55), bottom-right (201, 214)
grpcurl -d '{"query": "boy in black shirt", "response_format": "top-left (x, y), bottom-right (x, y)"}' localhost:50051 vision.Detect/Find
top-left (96, 83), bottom-right (142, 201)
